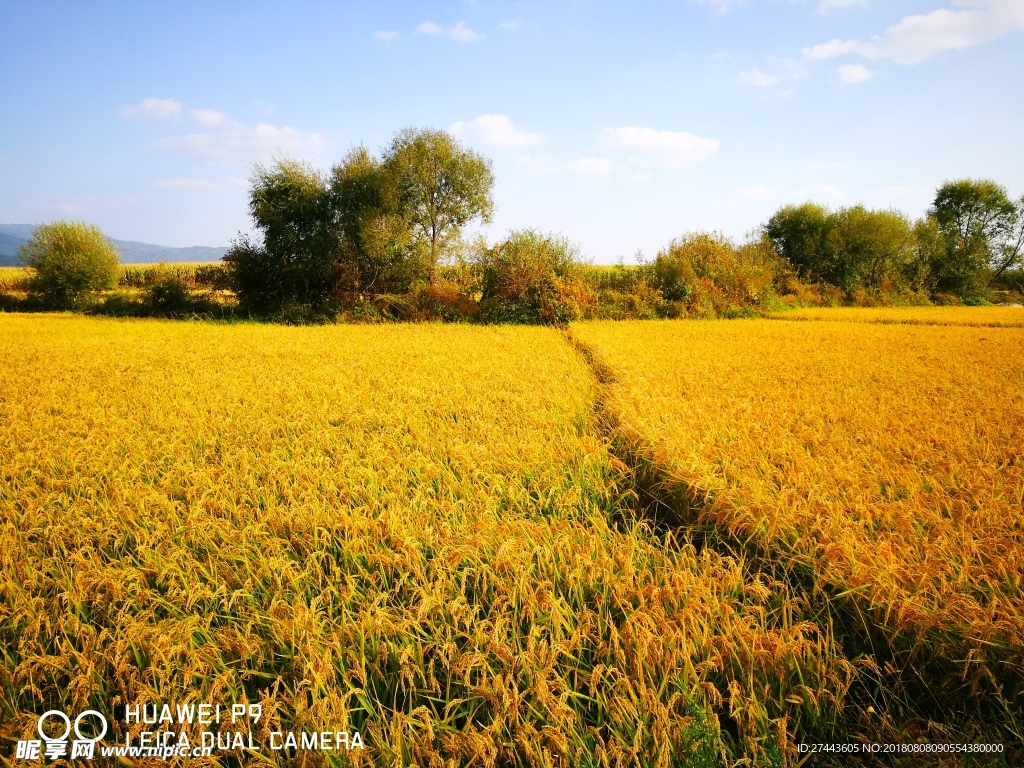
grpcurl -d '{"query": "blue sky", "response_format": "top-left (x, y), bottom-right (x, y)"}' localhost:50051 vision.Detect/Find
top-left (1, 0), bottom-right (1022, 262)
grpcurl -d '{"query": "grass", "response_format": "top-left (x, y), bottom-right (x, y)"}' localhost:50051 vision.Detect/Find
top-left (0, 313), bottom-right (859, 767)
top-left (570, 317), bottom-right (1024, 747)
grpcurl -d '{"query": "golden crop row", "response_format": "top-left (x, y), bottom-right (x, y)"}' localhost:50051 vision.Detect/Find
top-left (770, 305), bottom-right (1024, 327)
top-left (570, 319), bottom-right (1024, 700)
top-left (0, 315), bottom-right (849, 767)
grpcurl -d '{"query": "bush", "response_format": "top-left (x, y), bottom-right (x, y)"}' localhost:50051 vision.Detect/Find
top-left (143, 264), bottom-right (193, 316)
top-left (652, 233), bottom-right (786, 315)
top-left (19, 221), bottom-right (120, 308)
top-left (192, 263), bottom-right (233, 291)
top-left (476, 230), bottom-right (590, 324)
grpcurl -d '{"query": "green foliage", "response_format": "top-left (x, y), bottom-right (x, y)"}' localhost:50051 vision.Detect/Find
top-left (381, 127), bottom-right (495, 281)
top-left (225, 159), bottom-right (342, 312)
top-left (476, 230), bottom-right (589, 324)
top-left (765, 204), bottom-right (920, 296)
top-left (224, 234), bottom-right (287, 313)
top-left (824, 206), bottom-right (916, 293)
top-left (927, 179), bottom-right (1023, 297)
top-left (192, 263), bottom-right (232, 291)
top-left (18, 220), bottom-right (120, 308)
top-left (225, 129), bottom-right (494, 312)
top-left (329, 146), bottom-right (426, 293)
top-left (763, 203), bottom-right (830, 282)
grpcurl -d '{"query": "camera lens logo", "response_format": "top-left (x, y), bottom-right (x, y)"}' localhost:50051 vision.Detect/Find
top-left (15, 709), bottom-right (108, 761)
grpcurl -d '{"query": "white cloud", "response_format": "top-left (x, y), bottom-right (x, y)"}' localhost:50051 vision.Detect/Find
top-left (516, 155), bottom-right (614, 176)
top-left (808, 184), bottom-right (846, 201)
top-left (416, 20), bottom-right (483, 42)
top-left (562, 157), bottom-right (615, 176)
top-left (120, 98), bottom-right (182, 122)
top-left (739, 186), bottom-right (778, 199)
top-left (738, 68), bottom-right (779, 87)
top-left (804, 0), bottom-right (1024, 64)
top-left (449, 22), bottom-right (483, 42)
top-left (449, 114), bottom-right (545, 147)
top-left (416, 21), bottom-right (443, 35)
top-left (602, 126), bottom-right (720, 168)
top-left (838, 63), bottom-right (874, 83)
top-left (153, 113), bottom-right (326, 165)
top-left (191, 108), bottom-right (229, 127)
top-left (516, 155), bottom-right (552, 172)
top-left (374, 30), bottom-right (400, 43)
top-left (691, 0), bottom-right (748, 14)
top-left (499, 19), bottom-right (521, 30)
top-left (819, 0), bottom-right (870, 11)
top-left (49, 196), bottom-right (137, 216)
top-left (157, 177), bottom-right (248, 193)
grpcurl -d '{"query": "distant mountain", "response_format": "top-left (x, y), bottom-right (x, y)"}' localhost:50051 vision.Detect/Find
top-left (0, 224), bottom-right (229, 266)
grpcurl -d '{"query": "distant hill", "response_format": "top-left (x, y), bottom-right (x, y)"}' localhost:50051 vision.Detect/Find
top-left (0, 224), bottom-right (229, 266)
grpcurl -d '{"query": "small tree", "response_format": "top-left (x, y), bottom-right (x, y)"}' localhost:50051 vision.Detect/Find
top-left (19, 221), bottom-right (120, 308)
top-left (382, 128), bottom-right (494, 283)
top-left (990, 193), bottom-right (1024, 283)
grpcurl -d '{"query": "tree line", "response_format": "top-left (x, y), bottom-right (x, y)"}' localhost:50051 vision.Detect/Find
top-left (9, 126), bottom-right (1024, 321)
top-left (765, 180), bottom-right (1024, 302)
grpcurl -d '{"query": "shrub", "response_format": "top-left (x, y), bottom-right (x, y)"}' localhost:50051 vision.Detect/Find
top-left (143, 264), bottom-right (192, 316)
top-left (224, 234), bottom-right (288, 313)
top-left (19, 221), bottom-right (120, 308)
top-left (407, 278), bottom-right (480, 321)
top-left (192, 263), bottom-right (233, 291)
top-left (652, 233), bottom-right (785, 315)
top-left (476, 230), bottom-right (590, 324)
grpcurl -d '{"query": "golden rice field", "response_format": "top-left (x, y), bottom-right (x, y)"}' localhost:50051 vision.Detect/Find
top-left (769, 305), bottom-right (1024, 327)
top-left (570, 319), bottom-right (1024, 731)
top-left (0, 314), bottom-right (857, 767)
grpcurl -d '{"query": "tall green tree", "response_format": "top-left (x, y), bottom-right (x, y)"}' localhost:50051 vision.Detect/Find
top-left (381, 128), bottom-right (494, 282)
top-left (825, 206), bottom-right (915, 293)
top-left (927, 179), bottom-right (1019, 296)
top-left (225, 158), bottom-right (341, 311)
top-left (763, 203), bottom-right (831, 282)
top-left (765, 203), bottom-right (915, 293)
top-left (329, 147), bottom-right (425, 293)
top-left (992, 193), bottom-right (1024, 283)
